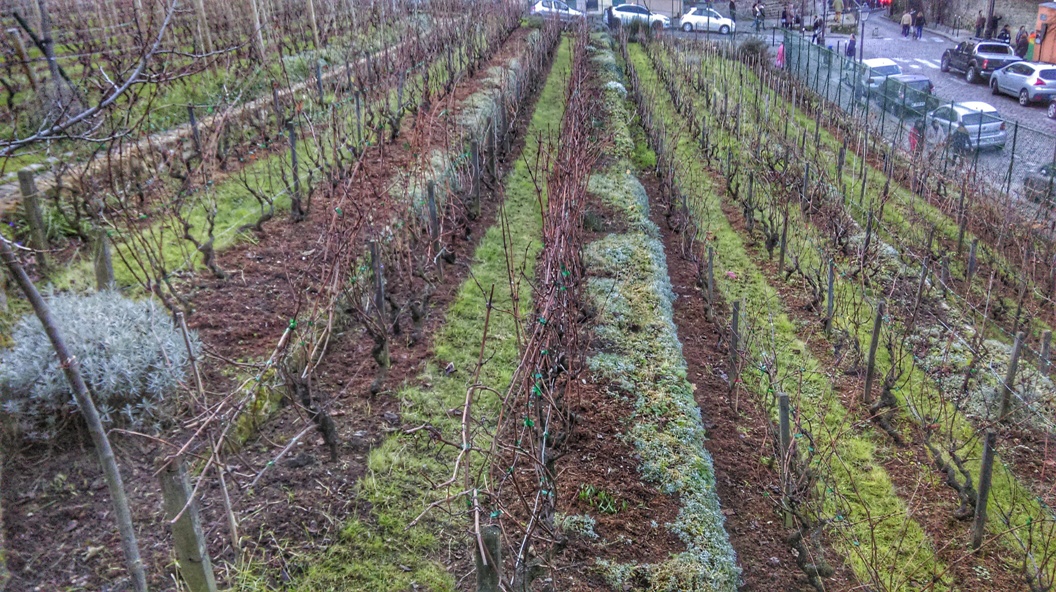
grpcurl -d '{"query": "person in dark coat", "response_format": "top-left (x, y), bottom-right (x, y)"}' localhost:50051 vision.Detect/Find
top-left (729, 0), bottom-right (737, 21)
top-left (997, 24), bottom-right (1011, 43)
top-left (845, 33), bottom-right (856, 58)
top-left (1016, 32), bottom-right (1029, 57)
top-left (975, 11), bottom-right (985, 37)
top-left (913, 11), bottom-right (926, 40)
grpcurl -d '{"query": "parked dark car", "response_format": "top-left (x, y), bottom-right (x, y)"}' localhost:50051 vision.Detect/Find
top-left (1024, 162), bottom-right (1056, 204)
top-left (940, 39), bottom-right (1021, 84)
top-left (877, 74), bottom-right (936, 117)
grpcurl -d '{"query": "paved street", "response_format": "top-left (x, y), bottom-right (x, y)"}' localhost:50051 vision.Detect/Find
top-left (671, 10), bottom-right (1056, 193)
top-left (843, 13), bottom-right (1052, 128)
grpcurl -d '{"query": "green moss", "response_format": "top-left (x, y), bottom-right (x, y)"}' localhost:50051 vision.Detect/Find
top-left (262, 38), bottom-right (571, 591)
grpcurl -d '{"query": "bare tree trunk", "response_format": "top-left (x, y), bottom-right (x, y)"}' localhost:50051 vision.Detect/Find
top-left (0, 237), bottom-right (149, 592)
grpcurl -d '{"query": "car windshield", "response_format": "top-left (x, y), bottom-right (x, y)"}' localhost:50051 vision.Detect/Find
top-left (905, 80), bottom-right (931, 91)
top-left (961, 112), bottom-right (1001, 125)
top-left (871, 65), bottom-right (901, 76)
top-left (1040, 69), bottom-right (1056, 81)
top-left (977, 44), bottom-right (1013, 55)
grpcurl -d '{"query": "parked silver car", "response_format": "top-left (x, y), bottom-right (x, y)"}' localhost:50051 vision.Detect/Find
top-left (924, 101), bottom-right (1007, 151)
top-left (990, 61), bottom-right (1056, 106)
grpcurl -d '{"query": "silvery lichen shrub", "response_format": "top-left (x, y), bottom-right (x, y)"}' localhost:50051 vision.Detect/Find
top-left (0, 291), bottom-right (197, 439)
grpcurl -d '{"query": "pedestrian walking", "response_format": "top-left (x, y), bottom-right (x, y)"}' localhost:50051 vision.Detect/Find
top-left (832, 0), bottom-right (843, 24)
top-left (753, 2), bottom-right (765, 30)
top-left (909, 119), bottom-right (924, 155)
top-left (781, 6), bottom-right (789, 28)
top-left (913, 11), bottom-right (926, 40)
top-left (845, 33), bottom-right (856, 59)
top-left (901, 11), bottom-right (912, 37)
top-left (951, 122), bottom-right (971, 160)
top-left (776, 42), bottom-right (786, 67)
top-left (729, 0), bottom-right (737, 22)
top-left (975, 11), bottom-right (985, 37)
top-left (812, 15), bottom-right (825, 44)
top-left (1015, 26), bottom-right (1029, 56)
top-left (925, 118), bottom-right (945, 157)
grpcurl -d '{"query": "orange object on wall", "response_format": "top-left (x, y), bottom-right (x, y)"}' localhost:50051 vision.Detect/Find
top-left (1035, 2), bottom-right (1056, 64)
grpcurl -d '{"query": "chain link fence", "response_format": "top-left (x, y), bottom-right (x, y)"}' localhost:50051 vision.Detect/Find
top-left (782, 28), bottom-right (1056, 203)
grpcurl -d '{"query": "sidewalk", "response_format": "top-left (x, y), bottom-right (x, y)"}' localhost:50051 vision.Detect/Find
top-left (876, 11), bottom-right (968, 43)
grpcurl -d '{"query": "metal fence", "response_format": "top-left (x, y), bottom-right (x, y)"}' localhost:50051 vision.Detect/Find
top-left (781, 28), bottom-right (1056, 202)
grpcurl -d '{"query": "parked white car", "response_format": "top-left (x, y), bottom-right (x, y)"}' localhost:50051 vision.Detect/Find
top-left (679, 7), bottom-right (735, 34)
top-left (529, 0), bottom-right (584, 21)
top-left (606, 4), bottom-right (671, 29)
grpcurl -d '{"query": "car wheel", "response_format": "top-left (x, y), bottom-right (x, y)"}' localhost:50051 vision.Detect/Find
top-left (966, 66), bottom-right (978, 84)
top-left (1048, 101), bottom-right (1056, 119)
top-left (652, 20), bottom-right (663, 30)
top-left (719, 24), bottom-right (730, 34)
top-left (940, 54), bottom-right (951, 72)
top-left (991, 78), bottom-right (1000, 95)
top-left (1019, 89), bottom-right (1031, 106)
top-left (682, 22), bottom-right (694, 32)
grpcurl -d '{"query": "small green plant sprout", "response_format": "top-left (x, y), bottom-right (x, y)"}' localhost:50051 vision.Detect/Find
top-left (578, 484), bottom-right (628, 515)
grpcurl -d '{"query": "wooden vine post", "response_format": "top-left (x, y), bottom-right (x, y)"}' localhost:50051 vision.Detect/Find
top-left (863, 301), bottom-right (884, 405)
top-left (971, 431), bottom-right (997, 551)
top-left (1041, 330), bottom-right (1052, 376)
top-left (92, 227), bottom-right (114, 291)
top-left (998, 331), bottom-right (1025, 421)
top-left (159, 457), bottom-right (218, 592)
top-left (187, 105), bottom-right (201, 157)
top-left (475, 525), bottom-right (502, 592)
top-left (706, 245), bottom-right (715, 323)
top-left (824, 259), bottom-right (835, 334)
top-left (17, 170), bottom-right (48, 270)
top-left (967, 239), bottom-right (978, 284)
top-left (469, 139), bottom-right (482, 219)
top-left (729, 300), bottom-right (741, 376)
